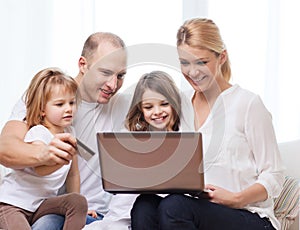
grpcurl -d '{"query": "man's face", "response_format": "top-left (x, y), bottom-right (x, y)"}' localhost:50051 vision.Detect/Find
top-left (80, 43), bottom-right (127, 104)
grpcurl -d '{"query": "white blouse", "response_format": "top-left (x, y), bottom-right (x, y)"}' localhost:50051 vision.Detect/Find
top-left (183, 84), bottom-right (285, 230)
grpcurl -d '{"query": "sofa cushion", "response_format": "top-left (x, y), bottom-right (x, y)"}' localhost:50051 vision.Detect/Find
top-left (274, 176), bottom-right (299, 230)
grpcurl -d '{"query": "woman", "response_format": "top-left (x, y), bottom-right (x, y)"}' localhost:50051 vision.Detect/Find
top-left (130, 18), bottom-right (285, 230)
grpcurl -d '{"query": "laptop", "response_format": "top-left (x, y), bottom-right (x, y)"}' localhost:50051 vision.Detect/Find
top-left (97, 132), bottom-right (205, 194)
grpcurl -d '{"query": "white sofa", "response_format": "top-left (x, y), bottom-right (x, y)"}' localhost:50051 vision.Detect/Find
top-left (277, 140), bottom-right (300, 230)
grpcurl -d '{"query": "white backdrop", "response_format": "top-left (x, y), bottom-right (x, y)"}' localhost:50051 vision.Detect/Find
top-left (1, 0), bottom-right (299, 142)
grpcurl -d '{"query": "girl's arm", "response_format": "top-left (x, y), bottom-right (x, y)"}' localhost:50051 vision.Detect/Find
top-left (65, 154), bottom-right (80, 193)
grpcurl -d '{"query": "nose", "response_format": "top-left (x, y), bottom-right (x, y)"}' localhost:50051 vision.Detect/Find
top-left (66, 103), bottom-right (73, 112)
top-left (188, 65), bottom-right (200, 78)
top-left (106, 75), bottom-right (118, 91)
top-left (153, 105), bottom-right (162, 115)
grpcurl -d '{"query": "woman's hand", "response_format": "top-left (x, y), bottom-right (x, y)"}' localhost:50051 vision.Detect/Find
top-left (205, 183), bottom-right (268, 209)
top-left (205, 184), bottom-right (243, 209)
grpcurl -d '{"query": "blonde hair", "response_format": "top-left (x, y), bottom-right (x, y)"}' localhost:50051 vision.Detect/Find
top-left (24, 67), bottom-right (79, 128)
top-left (177, 18), bottom-right (231, 82)
top-left (125, 71), bottom-right (181, 131)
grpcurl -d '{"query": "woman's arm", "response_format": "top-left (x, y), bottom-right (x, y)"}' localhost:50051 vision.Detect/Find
top-left (206, 183), bottom-right (267, 209)
top-left (0, 120), bottom-right (76, 169)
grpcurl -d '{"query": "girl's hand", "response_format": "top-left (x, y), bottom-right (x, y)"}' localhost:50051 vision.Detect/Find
top-left (205, 184), bottom-right (242, 209)
top-left (88, 210), bottom-right (98, 218)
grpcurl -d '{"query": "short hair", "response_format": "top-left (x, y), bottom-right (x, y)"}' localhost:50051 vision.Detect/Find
top-left (177, 18), bottom-right (231, 82)
top-left (24, 67), bottom-right (79, 128)
top-left (81, 32), bottom-right (125, 61)
top-left (125, 71), bottom-right (181, 131)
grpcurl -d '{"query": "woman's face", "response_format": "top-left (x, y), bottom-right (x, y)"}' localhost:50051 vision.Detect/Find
top-left (177, 44), bottom-right (225, 92)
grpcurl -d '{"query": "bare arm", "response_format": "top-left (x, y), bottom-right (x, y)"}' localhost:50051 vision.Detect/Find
top-left (0, 120), bottom-right (76, 169)
top-left (65, 154), bottom-right (80, 193)
top-left (205, 183), bottom-right (267, 209)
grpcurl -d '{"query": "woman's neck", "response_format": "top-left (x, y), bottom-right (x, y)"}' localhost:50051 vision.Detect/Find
top-left (192, 79), bottom-right (231, 129)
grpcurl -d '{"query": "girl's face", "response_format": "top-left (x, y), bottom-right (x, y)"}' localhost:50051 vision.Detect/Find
top-left (42, 85), bottom-right (77, 134)
top-left (177, 44), bottom-right (225, 92)
top-left (141, 89), bottom-right (173, 131)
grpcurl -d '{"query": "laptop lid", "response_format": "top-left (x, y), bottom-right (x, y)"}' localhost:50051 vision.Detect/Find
top-left (97, 132), bottom-right (204, 194)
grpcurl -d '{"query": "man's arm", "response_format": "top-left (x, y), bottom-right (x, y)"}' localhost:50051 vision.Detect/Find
top-left (0, 120), bottom-right (76, 169)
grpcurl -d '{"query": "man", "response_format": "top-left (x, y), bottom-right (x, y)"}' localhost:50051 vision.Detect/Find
top-left (0, 32), bottom-right (128, 229)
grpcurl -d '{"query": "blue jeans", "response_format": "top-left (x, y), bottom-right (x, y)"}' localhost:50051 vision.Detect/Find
top-left (31, 213), bottom-right (104, 229)
top-left (131, 194), bottom-right (276, 230)
top-left (31, 214), bottom-right (64, 230)
top-left (86, 213), bottom-right (104, 225)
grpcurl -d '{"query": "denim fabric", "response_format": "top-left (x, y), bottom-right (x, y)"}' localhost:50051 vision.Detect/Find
top-left (131, 194), bottom-right (276, 230)
top-left (31, 214), bottom-right (64, 230)
top-left (86, 213), bottom-right (104, 225)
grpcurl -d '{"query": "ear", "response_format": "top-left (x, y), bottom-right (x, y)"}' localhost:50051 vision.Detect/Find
top-left (78, 56), bottom-right (88, 74)
top-left (219, 50), bottom-right (227, 65)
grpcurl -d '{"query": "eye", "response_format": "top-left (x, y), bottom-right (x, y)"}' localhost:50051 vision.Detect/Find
top-left (180, 60), bottom-right (189, 66)
top-left (101, 70), bottom-right (112, 76)
top-left (55, 103), bottom-right (63, 107)
top-left (197, 61), bottom-right (208, 65)
top-left (142, 105), bottom-right (153, 110)
top-left (117, 73), bottom-right (126, 80)
top-left (70, 100), bottom-right (76, 105)
top-left (161, 101), bottom-right (170, 106)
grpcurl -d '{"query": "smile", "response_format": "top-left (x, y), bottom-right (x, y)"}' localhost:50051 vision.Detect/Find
top-left (191, 75), bottom-right (207, 83)
top-left (152, 115), bottom-right (168, 122)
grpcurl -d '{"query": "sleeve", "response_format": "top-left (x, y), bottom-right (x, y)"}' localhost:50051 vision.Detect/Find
top-left (245, 95), bottom-right (285, 198)
top-left (24, 125), bottom-right (54, 145)
top-left (8, 97), bottom-right (26, 121)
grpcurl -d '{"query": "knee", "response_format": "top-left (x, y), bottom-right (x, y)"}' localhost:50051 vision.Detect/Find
top-left (158, 194), bottom-right (186, 218)
top-left (64, 193), bottom-right (88, 214)
top-left (131, 194), bottom-right (160, 218)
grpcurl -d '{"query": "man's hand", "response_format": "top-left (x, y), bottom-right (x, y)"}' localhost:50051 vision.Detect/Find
top-left (37, 133), bottom-right (77, 166)
top-left (0, 120), bottom-right (77, 169)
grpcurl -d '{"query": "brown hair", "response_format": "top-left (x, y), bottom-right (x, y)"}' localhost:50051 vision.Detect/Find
top-left (177, 18), bottom-right (231, 81)
top-left (24, 67), bottom-right (79, 128)
top-left (125, 71), bottom-right (181, 131)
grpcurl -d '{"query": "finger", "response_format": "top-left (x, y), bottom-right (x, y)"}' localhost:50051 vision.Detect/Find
top-left (50, 138), bottom-right (77, 157)
top-left (54, 133), bottom-right (77, 150)
top-left (205, 184), bottom-right (216, 191)
top-left (48, 146), bottom-right (72, 165)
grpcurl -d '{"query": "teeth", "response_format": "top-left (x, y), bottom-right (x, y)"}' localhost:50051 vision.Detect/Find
top-left (195, 76), bottom-right (205, 81)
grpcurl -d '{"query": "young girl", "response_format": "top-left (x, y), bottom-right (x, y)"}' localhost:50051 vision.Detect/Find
top-left (125, 70), bottom-right (181, 131)
top-left (0, 67), bottom-right (88, 230)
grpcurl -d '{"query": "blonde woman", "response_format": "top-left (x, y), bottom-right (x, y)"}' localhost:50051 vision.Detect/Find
top-left (131, 18), bottom-right (285, 230)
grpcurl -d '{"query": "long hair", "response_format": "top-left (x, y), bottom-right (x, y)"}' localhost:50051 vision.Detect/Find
top-left (24, 67), bottom-right (79, 128)
top-left (177, 18), bottom-right (231, 82)
top-left (125, 71), bottom-right (181, 131)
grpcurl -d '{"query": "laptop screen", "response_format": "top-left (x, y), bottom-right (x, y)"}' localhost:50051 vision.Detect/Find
top-left (97, 132), bottom-right (204, 194)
